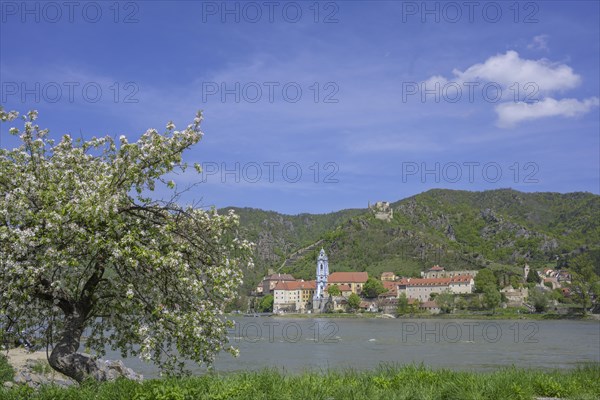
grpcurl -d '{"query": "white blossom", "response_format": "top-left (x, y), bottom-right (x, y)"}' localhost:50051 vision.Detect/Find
top-left (0, 107), bottom-right (253, 378)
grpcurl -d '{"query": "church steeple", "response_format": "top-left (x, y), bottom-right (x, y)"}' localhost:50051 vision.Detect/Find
top-left (314, 248), bottom-right (329, 301)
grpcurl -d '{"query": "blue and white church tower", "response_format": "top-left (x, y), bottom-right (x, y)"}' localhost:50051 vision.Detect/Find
top-left (313, 249), bottom-right (329, 309)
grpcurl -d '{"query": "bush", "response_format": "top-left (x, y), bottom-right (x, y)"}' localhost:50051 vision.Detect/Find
top-left (0, 354), bottom-right (14, 382)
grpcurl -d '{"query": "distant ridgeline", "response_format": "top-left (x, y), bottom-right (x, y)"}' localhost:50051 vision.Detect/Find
top-left (222, 189), bottom-right (600, 291)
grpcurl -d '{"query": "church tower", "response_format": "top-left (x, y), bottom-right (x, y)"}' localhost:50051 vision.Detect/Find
top-left (314, 248), bottom-right (329, 303)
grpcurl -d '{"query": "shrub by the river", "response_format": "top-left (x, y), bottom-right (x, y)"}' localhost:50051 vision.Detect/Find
top-left (0, 355), bottom-right (14, 383)
top-left (0, 364), bottom-right (598, 400)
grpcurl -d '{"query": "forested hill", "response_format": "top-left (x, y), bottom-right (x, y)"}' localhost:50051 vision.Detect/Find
top-left (222, 189), bottom-right (600, 288)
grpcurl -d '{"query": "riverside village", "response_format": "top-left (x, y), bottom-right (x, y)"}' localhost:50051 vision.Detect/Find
top-left (252, 248), bottom-right (574, 316)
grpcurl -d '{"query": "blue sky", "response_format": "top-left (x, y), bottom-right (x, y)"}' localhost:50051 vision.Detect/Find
top-left (1, 0), bottom-right (599, 214)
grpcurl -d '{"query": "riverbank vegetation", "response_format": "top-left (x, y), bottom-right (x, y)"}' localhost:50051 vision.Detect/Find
top-left (1, 364), bottom-right (598, 399)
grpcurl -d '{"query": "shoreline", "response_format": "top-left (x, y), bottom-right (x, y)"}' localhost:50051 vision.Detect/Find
top-left (264, 312), bottom-right (598, 321)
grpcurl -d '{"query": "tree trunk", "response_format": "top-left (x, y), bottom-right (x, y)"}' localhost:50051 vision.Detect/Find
top-left (48, 310), bottom-right (107, 383)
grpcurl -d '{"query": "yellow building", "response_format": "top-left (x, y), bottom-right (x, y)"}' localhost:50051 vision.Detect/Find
top-left (381, 272), bottom-right (396, 281)
top-left (327, 272), bottom-right (368, 294)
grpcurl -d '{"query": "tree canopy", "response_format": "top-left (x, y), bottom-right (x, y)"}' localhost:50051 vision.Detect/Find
top-left (0, 109), bottom-right (253, 382)
top-left (347, 293), bottom-right (360, 311)
top-left (482, 286), bottom-right (501, 314)
top-left (396, 293), bottom-right (409, 316)
top-left (474, 268), bottom-right (497, 293)
top-left (326, 284), bottom-right (341, 296)
top-left (362, 278), bottom-right (386, 298)
top-left (526, 268), bottom-right (541, 284)
top-left (568, 254), bottom-right (600, 314)
top-left (434, 291), bottom-right (454, 314)
top-left (258, 295), bottom-right (274, 312)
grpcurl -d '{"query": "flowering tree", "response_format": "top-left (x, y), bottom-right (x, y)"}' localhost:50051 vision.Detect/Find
top-left (0, 108), bottom-right (253, 382)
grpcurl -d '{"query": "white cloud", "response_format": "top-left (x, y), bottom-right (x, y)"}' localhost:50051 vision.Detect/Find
top-left (423, 75), bottom-right (448, 88)
top-left (527, 35), bottom-right (550, 51)
top-left (452, 50), bottom-right (579, 93)
top-left (423, 51), bottom-right (596, 128)
top-left (495, 97), bottom-right (599, 128)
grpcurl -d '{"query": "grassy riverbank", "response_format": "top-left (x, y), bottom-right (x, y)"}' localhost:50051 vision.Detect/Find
top-left (1, 364), bottom-right (599, 400)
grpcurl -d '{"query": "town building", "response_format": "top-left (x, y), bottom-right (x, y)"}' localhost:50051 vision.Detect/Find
top-left (380, 281), bottom-right (399, 299)
top-left (420, 301), bottom-right (441, 314)
top-left (422, 265), bottom-right (478, 279)
top-left (381, 272), bottom-right (396, 281)
top-left (260, 273), bottom-right (296, 295)
top-left (313, 249), bottom-right (330, 311)
top-left (543, 277), bottom-right (560, 290)
top-left (423, 265), bottom-right (445, 278)
top-left (501, 286), bottom-right (529, 307)
top-left (327, 272), bottom-right (368, 294)
top-left (273, 280), bottom-right (315, 313)
top-left (398, 275), bottom-right (474, 302)
top-left (268, 249), bottom-right (372, 313)
top-left (326, 284), bottom-right (353, 297)
top-left (542, 269), bottom-right (571, 284)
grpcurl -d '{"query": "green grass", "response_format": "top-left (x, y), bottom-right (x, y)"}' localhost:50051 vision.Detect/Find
top-left (0, 364), bottom-right (598, 400)
top-left (0, 354), bottom-right (14, 383)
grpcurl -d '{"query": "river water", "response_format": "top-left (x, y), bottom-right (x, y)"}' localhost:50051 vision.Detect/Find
top-left (101, 317), bottom-right (600, 378)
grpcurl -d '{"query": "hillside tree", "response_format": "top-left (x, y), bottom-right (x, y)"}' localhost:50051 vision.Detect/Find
top-left (347, 293), bottom-right (360, 311)
top-left (483, 286), bottom-right (501, 314)
top-left (474, 268), bottom-right (496, 293)
top-left (435, 291), bottom-right (454, 314)
top-left (362, 277), bottom-right (386, 298)
top-left (396, 293), bottom-right (409, 316)
top-left (569, 254), bottom-right (600, 314)
top-left (326, 284), bottom-right (341, 296)
top-left (0, 109), bottom-right (253, 382)
top-left (258, 295), bottom-right (274, 312)
top-left (528, 288), bottom-right (549, 313)
top-left (526, 269), bottom-right (541, 284)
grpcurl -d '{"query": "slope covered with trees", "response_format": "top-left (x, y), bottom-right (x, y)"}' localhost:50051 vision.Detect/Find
top-left (228, 189), bottom-right (600, 287)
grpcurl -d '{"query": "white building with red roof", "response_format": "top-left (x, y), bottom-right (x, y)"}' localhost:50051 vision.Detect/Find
top-left (273, 280), bottom-right (316, 312)
top-left (397, 275), bottom-right (474, 302)
top-left (260, 273), bottom-right (296, 295)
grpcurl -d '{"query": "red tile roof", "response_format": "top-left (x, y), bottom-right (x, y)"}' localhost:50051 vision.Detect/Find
top-left (273, 280), bottom-right (316, 291)
top-left (449, 275), bottom-right (473, 283)
top-left (329, 271), bottom-right (368, 283)
top-left (401, 275), bottom-right (473, 287)
top-left (327, 284), bottom-right (352, 292)
top-left (428, 265), bottom-right (444, 271)
top-left (406, 277), bottom-right (452, 286)
top-left (265, 273), bottom-right (296, 281)
top-left (381, 281), bottom-right (398, 296)
top-left (382, 281), bottom-right (398, 290)
top-left (420, 301), bottom-right (439, 308)
top-left (299, 280), bottom-right (316, 290)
